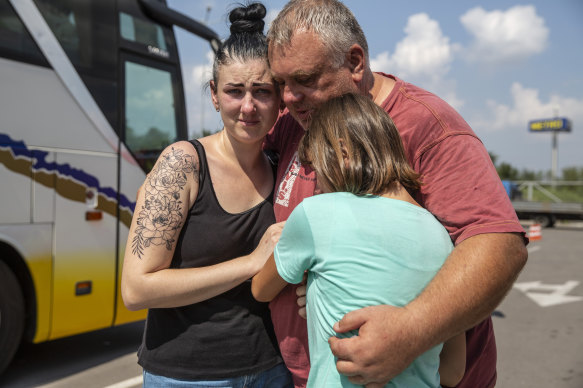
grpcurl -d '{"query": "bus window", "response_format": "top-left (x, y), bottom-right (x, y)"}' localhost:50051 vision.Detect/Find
top-left (124, 60), bottom-right (178, 172)
top-left (120, 11), bottom-right (169, 58)
top-left (0, 2), bottom-right (48, 65)
top-left (33, 0), bottom-right (118, 130)
top-left (34, 0), bottom-right (116, 76)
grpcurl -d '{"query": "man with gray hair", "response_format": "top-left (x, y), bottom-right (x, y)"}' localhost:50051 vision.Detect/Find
top-left (264, 0), bottom-right (528, 387)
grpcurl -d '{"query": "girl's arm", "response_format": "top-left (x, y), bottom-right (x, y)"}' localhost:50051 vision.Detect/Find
top-left (251, 254), bottom-right (289, 302)
top-left (253, 203), bottom-right (312, 302)
top-left (121, 141), bottom-right (279, 310)
top-left (439, 332), bottom-right (466, 387)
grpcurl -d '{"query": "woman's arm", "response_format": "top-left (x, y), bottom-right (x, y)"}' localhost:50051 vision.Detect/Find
top-left (439, 332), bottom-right (466, 387)
top-left (121, 142), bottom-right (278, 310)
top-left (251, 254), bottom-right (289, 302)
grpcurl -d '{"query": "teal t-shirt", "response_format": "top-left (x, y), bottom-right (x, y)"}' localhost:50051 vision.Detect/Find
top-left (274, 192), bottom-right (453, 388)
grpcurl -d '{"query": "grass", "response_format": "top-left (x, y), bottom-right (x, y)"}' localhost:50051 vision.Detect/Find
top-left (518, 184), bottom-right (583, 203)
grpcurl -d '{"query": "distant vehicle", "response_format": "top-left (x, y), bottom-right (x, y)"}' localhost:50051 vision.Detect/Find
top-left (502, 180), bottom-right (583, 227)
top-left (0, 0), bottom-right (218, 374)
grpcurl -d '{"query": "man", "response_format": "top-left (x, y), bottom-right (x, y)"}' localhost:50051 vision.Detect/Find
top-left (264, 1), bottom-right (528, 387)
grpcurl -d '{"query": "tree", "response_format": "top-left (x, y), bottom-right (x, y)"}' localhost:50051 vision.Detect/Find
top-left (562, 166), bottom-right (583, 181)
top-left (488, 152), bottom-right (498, 167)
top-left (497, 162), bottom-right (519, 180)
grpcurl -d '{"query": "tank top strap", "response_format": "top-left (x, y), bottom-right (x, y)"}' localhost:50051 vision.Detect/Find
top-left (188, 139), bottom-right (209, 199)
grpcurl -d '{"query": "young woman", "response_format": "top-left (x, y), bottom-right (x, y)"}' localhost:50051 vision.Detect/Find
top-left (121, 3), bottom-right (292, 387)
top-left (252, 93), bottom-right (465, 388)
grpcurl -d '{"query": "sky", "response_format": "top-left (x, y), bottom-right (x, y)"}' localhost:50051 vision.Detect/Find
top-left (166, 0), bottom-right (583, 175)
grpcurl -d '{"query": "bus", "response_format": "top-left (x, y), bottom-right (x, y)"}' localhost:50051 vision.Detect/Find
top-left (0, 0), bottom-right (219, 374)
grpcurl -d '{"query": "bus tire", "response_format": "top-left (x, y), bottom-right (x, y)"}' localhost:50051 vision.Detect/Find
top-left (0, 260), bottom-right (25, 375)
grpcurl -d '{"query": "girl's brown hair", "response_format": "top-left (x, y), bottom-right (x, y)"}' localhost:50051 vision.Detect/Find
top-left (298, 93), bottom-right (421, 195)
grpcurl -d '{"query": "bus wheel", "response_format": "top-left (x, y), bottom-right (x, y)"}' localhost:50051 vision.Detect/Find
top-left (0, 260), bottom-right (25, 375)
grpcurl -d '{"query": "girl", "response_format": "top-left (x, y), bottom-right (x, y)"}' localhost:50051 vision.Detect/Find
top-left (252, 93), bottom-right (465, 387)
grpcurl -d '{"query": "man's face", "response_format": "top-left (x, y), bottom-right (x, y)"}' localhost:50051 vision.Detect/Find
top-left (269, 30), bottom-right (358, 129)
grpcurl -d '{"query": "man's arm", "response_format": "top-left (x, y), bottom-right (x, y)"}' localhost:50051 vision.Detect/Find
top-left (329, 232), bottom-right (527, 386)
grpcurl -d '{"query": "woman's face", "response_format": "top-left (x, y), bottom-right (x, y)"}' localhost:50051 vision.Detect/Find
top-left (211, 58), bottom-right (280, 144)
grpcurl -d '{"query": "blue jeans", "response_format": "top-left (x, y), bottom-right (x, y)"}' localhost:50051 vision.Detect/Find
top-left (143, 363), bottom-right (294, 388)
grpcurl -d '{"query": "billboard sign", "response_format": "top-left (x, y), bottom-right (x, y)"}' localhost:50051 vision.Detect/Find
top-left (528, 118), bottom-right (572, 132)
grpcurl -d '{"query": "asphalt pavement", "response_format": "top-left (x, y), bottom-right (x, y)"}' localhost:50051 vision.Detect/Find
top-left (494, 223), bottom-right (583, 388)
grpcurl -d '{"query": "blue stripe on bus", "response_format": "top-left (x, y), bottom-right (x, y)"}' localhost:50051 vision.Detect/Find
top-left (0, 133), bottom-right (136, 211)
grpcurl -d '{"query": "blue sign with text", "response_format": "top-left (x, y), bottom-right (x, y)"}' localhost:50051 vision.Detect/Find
top-left (528, 118), bottom-right (572, 132)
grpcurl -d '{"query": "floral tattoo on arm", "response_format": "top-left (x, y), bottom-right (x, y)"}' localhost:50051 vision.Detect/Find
top-left (132, 147), bottom-right (197, 259)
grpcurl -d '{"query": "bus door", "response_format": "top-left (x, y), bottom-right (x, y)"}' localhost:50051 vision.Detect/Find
top-left (114, 7), bottom-right (188, 325)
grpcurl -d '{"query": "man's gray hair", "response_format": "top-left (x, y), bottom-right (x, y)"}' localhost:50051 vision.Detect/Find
top-left (267, 0), bottom-right (369, 68)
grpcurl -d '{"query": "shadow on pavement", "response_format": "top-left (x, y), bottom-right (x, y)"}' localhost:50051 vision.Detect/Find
top-left (0, 321), bottom-right (144, 388)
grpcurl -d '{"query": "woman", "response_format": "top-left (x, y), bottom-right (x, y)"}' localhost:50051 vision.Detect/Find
top-left (121, 3), bottom-right (292, 387)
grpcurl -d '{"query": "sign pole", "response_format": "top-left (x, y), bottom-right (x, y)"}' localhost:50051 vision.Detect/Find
top-left (528, 115), bottom-right (572, 187)
top-left (552, 129), bottom-right (557, 186)
top-left (552, 107), bottom-right (559, 186)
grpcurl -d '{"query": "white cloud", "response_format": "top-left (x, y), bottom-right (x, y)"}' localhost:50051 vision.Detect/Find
top-left (392, 13), bottom-right (456, 80)
top-left (371, 13), bottom-right (456, 81)
top-left (369, 13), bottom-right (463, 109)
top-left (470, 83), bottom-right (583, 171)
top-left (478, 83), bottom-right (583, 132)
top-left (461, 5), bottom-right (549, 64)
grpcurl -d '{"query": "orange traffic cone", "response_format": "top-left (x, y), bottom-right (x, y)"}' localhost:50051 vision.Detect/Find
top-left (528, 224), bottom-right (542, 241)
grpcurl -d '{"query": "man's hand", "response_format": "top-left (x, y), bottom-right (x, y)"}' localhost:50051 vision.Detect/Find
top-left (296, 283), bottom-right (307, 318)
top-left (328, 305), bottom-right (422, 387)
top-left (327, 233), bottom-right (527, 387)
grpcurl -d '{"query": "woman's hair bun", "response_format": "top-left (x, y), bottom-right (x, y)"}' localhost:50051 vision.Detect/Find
top-left (229, 2), bottom-right (266, 34)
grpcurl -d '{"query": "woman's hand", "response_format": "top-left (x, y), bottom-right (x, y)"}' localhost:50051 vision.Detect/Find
top-left (250, 221), bottom-right (288, 302)
top-left (248, 221), bottom-right (285, 273)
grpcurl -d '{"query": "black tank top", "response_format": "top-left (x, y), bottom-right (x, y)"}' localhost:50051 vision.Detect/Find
top-left (138, 140), bottom-right (281, 380)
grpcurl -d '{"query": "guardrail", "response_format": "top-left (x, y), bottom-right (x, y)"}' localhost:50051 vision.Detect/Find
top-left (513, 181), bottom-right (583, 203)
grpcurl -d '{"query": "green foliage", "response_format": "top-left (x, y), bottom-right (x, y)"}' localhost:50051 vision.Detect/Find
top-left (489, 152), bottom-right (579, 182)
top-left (562, 166), bottom-right (583, 181)
top-left (490, 152), bottom-right (542, 181)
top-left (489, 153), bottom-right (583, 202)
top-left (519, 169), bottom-right (544, 181)
top-left (497, 162), bottom-right (519, 180)
top-left (488, 152), bottom-right (498, 166)
top-left (126, 125), bottom-right (172, 151)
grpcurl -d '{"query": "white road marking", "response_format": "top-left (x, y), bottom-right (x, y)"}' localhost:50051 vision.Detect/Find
top-left (514, 280), bottom-right (583, 307)
top-left (103, 375), bottom-right (142, 388)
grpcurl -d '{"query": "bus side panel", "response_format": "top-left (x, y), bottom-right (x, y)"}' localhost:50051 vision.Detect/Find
top-left (0, 95), bottom-right (55, 343)
top-left (0, 143), bottom-right (31, 223)
top-left (50, 152), bottom-right (118, 340)
top-left (114, 156), bottom-right (147, 325)
top-left (0, 225), bottom-right (53, 343)
top-left (0, 57), bottom-right (113, 153)
top-left (33, 150), bottom-right (57, 223)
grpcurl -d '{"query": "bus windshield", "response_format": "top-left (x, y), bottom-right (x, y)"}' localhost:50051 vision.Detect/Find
top-left (27, 0), bottom-right (187, 172)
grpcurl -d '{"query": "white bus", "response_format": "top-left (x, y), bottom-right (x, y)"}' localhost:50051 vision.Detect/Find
top-left (0, 0), bottom-right (219, 373)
